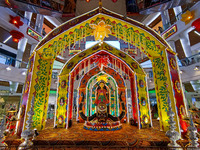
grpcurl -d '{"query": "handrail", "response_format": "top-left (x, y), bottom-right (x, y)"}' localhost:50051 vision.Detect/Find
top-left (0, 52), bottom-right (28, 68)
top-left (179, 53), bottom-right (200, 67)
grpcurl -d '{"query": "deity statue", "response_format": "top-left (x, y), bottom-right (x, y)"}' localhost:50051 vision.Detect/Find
top-left (94, 82), bottom-right (109, 106)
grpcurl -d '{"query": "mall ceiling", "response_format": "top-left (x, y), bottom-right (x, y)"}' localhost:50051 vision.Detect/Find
top-left (0, 0), bottom-right (197, 19)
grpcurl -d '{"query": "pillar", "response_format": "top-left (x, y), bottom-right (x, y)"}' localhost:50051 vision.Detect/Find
top-left (35, 14), bottom-right (44, 34)
top-left (161, 10), bottom-right (171, 30)
top-left (67, 73), bottom-right (75, 128)
top-left (30, 43), bottom-right (37, 54)
top-left (15, 38), bottom-right (28, 68)
top-left (9, 81), bottom-right (18, 93)
top-left (179, 32), bottom-right (192, 57)
top-left (173, 6), bottom-right (182, 20)
top-left (168, 40), bottom-right (176, 52)
top-left (24, 11), bottom-right (33, 26)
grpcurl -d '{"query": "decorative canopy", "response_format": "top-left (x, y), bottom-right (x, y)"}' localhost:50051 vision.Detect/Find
top-left (59, 42), bottom-right (145, 76)
top-left (34, 7), bottom-right (174, 60)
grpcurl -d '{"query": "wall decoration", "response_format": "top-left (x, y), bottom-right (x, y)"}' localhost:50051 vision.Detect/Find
top-left (141, 97), bottom-right (146, 106)
top-left (192, 18), bottom-right (200, 32)
top-left (170, 57), bottom-right (177, 70)
top-left (181, 10), bottom-right (195, 25)
top-left (60, 97), bottom-right (65, 106)
top-left (58, 115), bottom-right (64, 125)
top-left (131, 62), bottom-right (138, 69)
top-left (69, 50), bottom-right (81, 56)
top-left (161, 25), bottom-right (177, 39)
top-left (96, 74), bottom-right (108, 82)
top-left (9, 15), bottom-right (24, 28)
top-left (27, 27), bottom-right (43, 41)
top-left (90, 20), bottom-right (112, 41)
top-left (142, 115), bottom-right (149, 125)
top-left (61, 80), bottom-right (66, 88)
top-left (93, 55), bottom-right (110, 70)
top-left (136, 75), bottom-right (151, 129)
top-left (175, 80), bottom-right (181, 93)
top-left (10, 30), bottom-right (24, 43)
top-left (139, 80), bottom-right (144, 88)
top-left (67, 62), bottom-right (74, 69)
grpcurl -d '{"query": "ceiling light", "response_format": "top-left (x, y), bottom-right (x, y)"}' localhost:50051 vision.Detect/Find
top-left (194, 66), bottom-right (199, 71)
top-left (3, 35), bottom-right (12, 43)
top-left (180, 70), bottom-right (183, 74)
top-left (21, 71), bottom-right (26, 75)
top-left (6, 66), bottom-right (11, 71)
top-left (149, 79), bottom-right (152, 82)
top-left (194, 31), bottom-right (200, 36)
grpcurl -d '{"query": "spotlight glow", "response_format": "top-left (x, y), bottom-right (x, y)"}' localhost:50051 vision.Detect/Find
top-left (6, 66), bottom-right (11, 71)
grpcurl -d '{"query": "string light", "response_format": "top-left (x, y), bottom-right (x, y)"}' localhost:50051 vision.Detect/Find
top-left (194, 66), bottom-right (199, 71)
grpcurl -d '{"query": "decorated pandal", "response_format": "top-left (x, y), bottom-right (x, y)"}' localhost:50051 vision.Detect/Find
top-left (3, 2), bottom-right (200, 149)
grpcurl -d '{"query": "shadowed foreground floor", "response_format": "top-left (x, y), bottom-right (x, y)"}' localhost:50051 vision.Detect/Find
top-left (5, 119), bottom-right (169, 149)
top-left (5, 119), bottom-right (199, 149)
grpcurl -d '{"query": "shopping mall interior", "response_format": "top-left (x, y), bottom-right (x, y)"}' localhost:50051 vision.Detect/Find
top-left (0, 0), bottom-right (200, 149)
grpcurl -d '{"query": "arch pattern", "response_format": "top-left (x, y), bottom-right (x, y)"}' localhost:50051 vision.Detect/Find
top-left (77, 66), bottom-right (127, 123)
top-left (88, 73), bottom-right (118, 116)
top-left (18, 7), bottom-right (187, 135)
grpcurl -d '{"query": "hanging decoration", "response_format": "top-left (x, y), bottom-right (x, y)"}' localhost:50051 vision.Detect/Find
top-left (181, 10), bottom-right (195, 25)
top-left (9, 15), bottom-right (23, 28)
top-left (90, 20), bottom-right (112, 41)
top-left (69, 50), bottom-right (81, 56)
top-left (10, 30), bottom-right (24, 43)
top-left (112, 0), bottom-right (117, 3)
top-left (93, 55), bottom-right (110, 70)
top-left (5, 0), bottom-right (11, 6)
top-left (192, 18), bottom-right (200, 32)
top-left (97, 74), bottom-right (108, 82)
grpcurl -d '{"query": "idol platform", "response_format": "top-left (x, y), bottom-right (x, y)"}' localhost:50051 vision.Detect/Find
top-left (5, 120), bottom-right (200, 150)
top-left (5, 119), bottom-right (194, 150)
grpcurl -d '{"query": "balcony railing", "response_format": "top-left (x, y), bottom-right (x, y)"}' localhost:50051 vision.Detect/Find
top-left (0, 52), bottom-right (28, 68)
top-left (179, 53), bottom-right (200, 67)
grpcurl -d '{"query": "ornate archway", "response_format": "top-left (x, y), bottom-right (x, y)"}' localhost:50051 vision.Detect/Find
top-left (17, 6), bottom-right (187, 135)
top-left (55, 43), bottom-right (151, 129)
top-left (77, 67), bottom-right (127, 123)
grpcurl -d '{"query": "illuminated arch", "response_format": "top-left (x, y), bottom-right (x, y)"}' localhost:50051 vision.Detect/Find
top-left (77, 66), bottom-right (128, 123)
top-left (18, 7), bottom-right (187, 135)
top-left (89, 75), bottom-right (117, 116)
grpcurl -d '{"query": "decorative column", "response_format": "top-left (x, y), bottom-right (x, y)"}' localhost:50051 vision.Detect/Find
top-left (18, 97), bottom-right (35, 150)
top-left (0, 116), bottom-right (7, 149)
top-left (166, 95), bottom-right (180, 148)
top-left (67, 73), bottom-right (75, 128)
top-left (188, 112), bottom-right (199, 148)
top-left (129, 75), bottom-right (138, 125)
